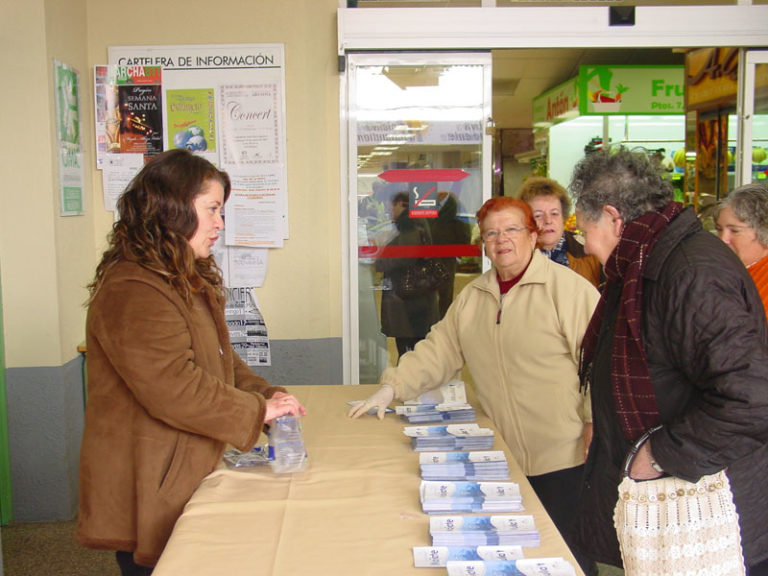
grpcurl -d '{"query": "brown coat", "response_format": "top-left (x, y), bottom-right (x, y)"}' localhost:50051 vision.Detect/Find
top-left (76, 261), bottom-right (284, 567)
top-left (565, 230), bottom-right (603, 289)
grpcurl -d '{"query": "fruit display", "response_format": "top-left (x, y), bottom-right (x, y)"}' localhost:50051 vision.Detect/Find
top-left (753, 147), bottom-right (767, 164)
top-left (673, 148), bottom-right (687, 168)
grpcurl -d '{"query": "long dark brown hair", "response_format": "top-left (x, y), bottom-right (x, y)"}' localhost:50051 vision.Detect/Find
top-left (88, 149), bottom-right (231, 306)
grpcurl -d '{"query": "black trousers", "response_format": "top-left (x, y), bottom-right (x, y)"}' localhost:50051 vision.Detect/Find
top-left (116, 551), bottom-right (154, 576)
top-left (527, 464), bottom-right (598, 576)
top-left (750, 558), bottom-right (768, 576)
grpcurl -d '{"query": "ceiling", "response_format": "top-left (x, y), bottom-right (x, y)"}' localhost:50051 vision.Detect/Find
top-left (491, 47), bottom-right (686, 130)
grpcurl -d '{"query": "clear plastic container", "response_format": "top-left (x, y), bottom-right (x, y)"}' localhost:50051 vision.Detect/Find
top-left (267, 415), bottom-right (308, 473)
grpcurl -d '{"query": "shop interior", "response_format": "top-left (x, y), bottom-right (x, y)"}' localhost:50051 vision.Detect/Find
top-left (355, 46), bottom-right (768, 378)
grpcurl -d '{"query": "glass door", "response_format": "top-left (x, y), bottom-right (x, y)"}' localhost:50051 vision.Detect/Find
top-left (738, 50), bottom-right (768, 186)
top-left (345, 53), bottom-right (492, 384)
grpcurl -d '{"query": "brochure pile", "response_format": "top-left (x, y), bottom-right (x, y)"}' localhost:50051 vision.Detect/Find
top-left (394, 383), bottom-right (575, 576)
top-left (445, 558), bottom-right (577, 576)
top-left (420, 481), bottom-right (523, 514)
top-left (404, 424), bottom-right (495, 452)
top-left (406, 379), bottom-right (467, 406)
top-left (411, 545), bottom-right (524, 568)
top-left (397, 403), bottom-right (476, 424)
top-left (430, 515), bottom-right (540, 547)
top-left (419, 451), bottom-right (510, 481)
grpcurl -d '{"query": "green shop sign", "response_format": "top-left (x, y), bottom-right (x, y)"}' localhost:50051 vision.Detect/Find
top-left (532, 65), bottom-right (684, 125)
top-left (579, 65), bottom-right (684, 115)
top-left (532, 77), bottom-right (579, 128)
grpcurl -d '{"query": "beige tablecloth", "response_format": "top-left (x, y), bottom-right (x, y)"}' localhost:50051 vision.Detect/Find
top-left (153, 384), bottom-right (585, 575)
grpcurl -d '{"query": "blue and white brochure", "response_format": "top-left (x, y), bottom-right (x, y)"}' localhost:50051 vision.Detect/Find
top-left (420, 481), bottom-right (523, 513)
top-left (445, 558), bottom-right (576, 576)
top-left (412, 545), bottom-right (524, 568)
top-left (405, 424), bottom-right (495, 451)
top-left (430, 515), bottom-right (539, 547)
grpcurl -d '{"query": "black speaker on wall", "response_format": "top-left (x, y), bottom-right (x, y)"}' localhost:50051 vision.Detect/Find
top-left (609, 6), bottom-right (635, 26)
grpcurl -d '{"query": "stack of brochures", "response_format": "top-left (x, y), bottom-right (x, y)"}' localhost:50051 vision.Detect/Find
top-left (445, 558), bottom-right (576, 576)
top-left (396, 403), bottom-right (476, 424)
top-left (404, 424), bottom-right (495, 452)
top-left (412, 545), bottom-right (524, 568)
top-left (406, 379), bottom-right (467, 406)
top-left (420, 480), bottom-right (523, 514)
top-left (419, 451), bottom-right (510, 481)
top-left (430, 515), bottom-right (540, 548)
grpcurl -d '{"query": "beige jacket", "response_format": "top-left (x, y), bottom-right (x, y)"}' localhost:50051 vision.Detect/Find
top-left (381, 250), bottom-right (599, 476)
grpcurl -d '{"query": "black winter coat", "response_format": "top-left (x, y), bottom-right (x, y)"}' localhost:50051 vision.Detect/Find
top-left (377, 211), bottom-right (439, 338)
top-left (572, 208), bottom-right (768, 569)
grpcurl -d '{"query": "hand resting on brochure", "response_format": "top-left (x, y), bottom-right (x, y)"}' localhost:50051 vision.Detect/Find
top-left (347, 384), bottom-right (395, 419)
top-left (348, 380), bottom-right (469, 420)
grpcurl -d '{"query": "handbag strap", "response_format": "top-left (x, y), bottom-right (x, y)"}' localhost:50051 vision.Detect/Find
top-left (621, 424), bottom-right (664, 479)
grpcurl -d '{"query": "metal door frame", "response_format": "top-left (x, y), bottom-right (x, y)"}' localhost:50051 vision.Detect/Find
top-left (341, 52), bottom-right (493, 384)
top-left (738, 50), bottom-right (768, 186)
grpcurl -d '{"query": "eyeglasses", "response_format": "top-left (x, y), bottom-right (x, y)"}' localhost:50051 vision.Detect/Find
top-left (481, 226), bottom-right (528, 243)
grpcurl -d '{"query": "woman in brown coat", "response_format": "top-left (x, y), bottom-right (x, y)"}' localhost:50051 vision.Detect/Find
top-left (77, 149), bottom-right (305, 575)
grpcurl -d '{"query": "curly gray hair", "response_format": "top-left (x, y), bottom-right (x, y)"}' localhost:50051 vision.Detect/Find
top-left (714, 182), bottom-right (768, 247)
top-left (569, 147), bottom-right (673, 223)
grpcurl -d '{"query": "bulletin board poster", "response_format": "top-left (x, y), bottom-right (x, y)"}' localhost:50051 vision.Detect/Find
top-left (54, 59), bottom-right (84, 216)
top-left (93, 64), bottom-right (163, 167)
top-left (108, 44), bottom-right (288, 246)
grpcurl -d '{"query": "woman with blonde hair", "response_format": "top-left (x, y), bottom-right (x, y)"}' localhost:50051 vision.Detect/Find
top-left (518, 176), bottom-right (602, 288)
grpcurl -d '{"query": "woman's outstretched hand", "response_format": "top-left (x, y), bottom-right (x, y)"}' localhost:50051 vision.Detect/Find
top-left (347, 385), bottom-right (394, 420)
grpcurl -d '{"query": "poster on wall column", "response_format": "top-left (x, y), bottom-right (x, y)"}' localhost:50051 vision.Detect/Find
top-left (54, 59), bottom-right (84, 216)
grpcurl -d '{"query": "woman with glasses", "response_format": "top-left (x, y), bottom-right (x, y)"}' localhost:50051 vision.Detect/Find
top-left (350, 197), bottom-right (599, 571)
top-left (714, 181), bottom-right (768, 325)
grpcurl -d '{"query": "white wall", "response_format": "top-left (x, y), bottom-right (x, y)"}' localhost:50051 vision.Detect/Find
top-left (86, 0), bottom-right (343, 343)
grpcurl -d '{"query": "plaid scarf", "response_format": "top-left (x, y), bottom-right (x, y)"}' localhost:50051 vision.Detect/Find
top-left (541, 233), bottom-right (569, 267)
top-left (580, 201), bottom-right (683, 442)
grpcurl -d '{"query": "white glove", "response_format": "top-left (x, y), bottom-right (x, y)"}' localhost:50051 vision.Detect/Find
top-left (347, 385), bottom-right (395, 420)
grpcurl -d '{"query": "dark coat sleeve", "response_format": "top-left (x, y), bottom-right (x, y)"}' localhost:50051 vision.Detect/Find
top-left (646, 261), bottom-right (768, 481)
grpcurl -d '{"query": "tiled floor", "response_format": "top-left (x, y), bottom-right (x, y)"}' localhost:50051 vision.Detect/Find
top-left (1, 520), bottom-right (118, 576)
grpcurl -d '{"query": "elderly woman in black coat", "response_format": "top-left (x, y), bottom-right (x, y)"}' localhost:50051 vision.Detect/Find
top-left (568, 148), bottom-right (768, 576)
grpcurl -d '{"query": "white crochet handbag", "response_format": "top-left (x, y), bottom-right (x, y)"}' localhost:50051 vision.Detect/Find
top-left (613, 428), bottom-right (746, 576)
